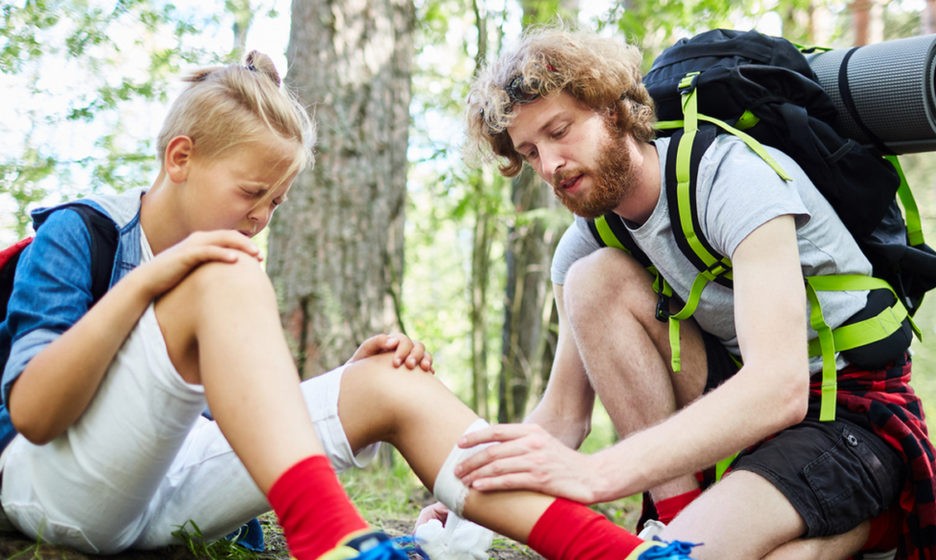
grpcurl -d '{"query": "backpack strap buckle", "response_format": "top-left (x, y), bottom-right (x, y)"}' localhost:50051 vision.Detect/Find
top-left (678, 72), bottom-right (700, 95)
top-left (655, 291), bottom-right (671, 322)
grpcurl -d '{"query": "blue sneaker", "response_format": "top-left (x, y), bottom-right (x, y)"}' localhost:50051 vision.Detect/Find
top-left (317, 530), bottom-right (429, 559)
top-left (636, 538), bottom-right (700, 559)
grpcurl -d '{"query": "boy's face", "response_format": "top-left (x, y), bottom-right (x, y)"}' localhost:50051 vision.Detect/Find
top-left (181, 135), bottom-right (298, 237)
top-left (506, 91), bottom-right (637, 219)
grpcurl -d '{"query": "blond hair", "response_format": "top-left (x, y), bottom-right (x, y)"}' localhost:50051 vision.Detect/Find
top-left (466, 27), bottom-right (655, 177)
top-left (157, 50), bottom-right (315, 185)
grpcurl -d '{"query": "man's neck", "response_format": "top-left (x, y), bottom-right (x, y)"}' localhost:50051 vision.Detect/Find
top-left (612, 140), bottom-right (660, 226)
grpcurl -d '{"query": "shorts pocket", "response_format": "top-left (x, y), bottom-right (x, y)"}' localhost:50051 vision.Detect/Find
top-left (801, 426), bottom-right (901, 536)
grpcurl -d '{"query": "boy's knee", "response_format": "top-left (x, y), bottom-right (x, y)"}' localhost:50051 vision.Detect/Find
top-left (342, 353), bottom-right (446, 408)
top-left (175, 256), bottom-right (273, 303)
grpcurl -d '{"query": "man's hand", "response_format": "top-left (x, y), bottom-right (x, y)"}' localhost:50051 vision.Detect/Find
top-left (454, 423), bottom-right (599, 504)
top-left (346, 333), bottom-right (435, 373)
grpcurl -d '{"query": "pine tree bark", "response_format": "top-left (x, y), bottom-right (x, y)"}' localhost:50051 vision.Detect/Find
top-left (269, 0), bottom-right (415, 377)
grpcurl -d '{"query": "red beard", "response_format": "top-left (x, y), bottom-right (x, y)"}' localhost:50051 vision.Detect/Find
top-left (552, 129), bottom-right (636, 219)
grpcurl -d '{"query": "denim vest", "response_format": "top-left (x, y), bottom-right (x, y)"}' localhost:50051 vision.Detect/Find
top-left (0, 189), bottom-right (146, 450)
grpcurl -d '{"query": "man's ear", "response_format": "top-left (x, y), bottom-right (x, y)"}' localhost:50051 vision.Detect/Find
top-left (164, 136), bottom-right (195, 183)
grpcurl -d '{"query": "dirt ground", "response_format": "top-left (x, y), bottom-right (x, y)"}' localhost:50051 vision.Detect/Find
top-left (0, 514), bottom-right (545, 559)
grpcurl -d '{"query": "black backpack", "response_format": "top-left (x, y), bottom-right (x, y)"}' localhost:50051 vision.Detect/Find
top-left (588, 29), bottom-right (936, 421)
top-left (0, 204), bottom-right (117, 346)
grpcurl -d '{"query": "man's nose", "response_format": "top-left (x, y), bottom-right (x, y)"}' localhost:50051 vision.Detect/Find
top-left (539, 146), bottom-right (564, 181)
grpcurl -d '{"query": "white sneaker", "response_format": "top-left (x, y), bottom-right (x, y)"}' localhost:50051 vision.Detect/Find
top-left (638, 519), bottom-right (666, 540)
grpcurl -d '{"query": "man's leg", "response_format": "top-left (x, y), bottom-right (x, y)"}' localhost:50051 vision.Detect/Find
top-left (660, 418), bottom-right (903, 559)
top-left (562, 249), bottom-right (710, 517)
top-left (762, 524), bottom-right (870, 560)
top-left (660, 472), bottom-right (871, 560)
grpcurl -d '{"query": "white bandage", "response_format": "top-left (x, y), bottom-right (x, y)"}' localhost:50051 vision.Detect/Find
top-left (431, 418), bottom-right (493, 516)
top-left (413, 511), bottom-right (494, 560)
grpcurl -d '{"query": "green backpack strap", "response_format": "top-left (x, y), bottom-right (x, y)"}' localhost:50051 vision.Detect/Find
top-left (888, 155), bottom-right (926, 247)
top-left (589, 213), bottom-right (675, 324)
top-left (663, 71), bottom-right (915, 423)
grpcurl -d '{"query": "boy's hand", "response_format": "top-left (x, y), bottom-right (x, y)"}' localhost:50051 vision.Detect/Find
top-left (347, 333), bottom-right (435, 373)
top-left (135, 230), bottom-right (262, 298)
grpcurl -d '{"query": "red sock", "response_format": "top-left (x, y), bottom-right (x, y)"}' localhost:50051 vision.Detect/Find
top-left (528, 498), bottom-right (645, 560)
top-left (862, 508), bottom-right (900, 551)
top-left (266, 455), bottom-right (369, 559)
top-left (655, 488), bottom-right (702, 525)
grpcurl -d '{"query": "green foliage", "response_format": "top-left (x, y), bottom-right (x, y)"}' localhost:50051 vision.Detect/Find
top-left (0, 1), bottom-right (235, 240)
top-left (173, 521), bottom-right (259, 560)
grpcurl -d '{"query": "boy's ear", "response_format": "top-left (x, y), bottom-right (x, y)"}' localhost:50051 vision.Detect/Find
top-left (165, 136), bottom-right (195, 183)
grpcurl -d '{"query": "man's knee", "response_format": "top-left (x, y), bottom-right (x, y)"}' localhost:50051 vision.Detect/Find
top-left (564, 248), bottom-right (655, 316)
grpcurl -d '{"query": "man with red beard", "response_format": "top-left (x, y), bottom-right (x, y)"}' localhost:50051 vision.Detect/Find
top-left (440, 26), bottom-right (933, 560)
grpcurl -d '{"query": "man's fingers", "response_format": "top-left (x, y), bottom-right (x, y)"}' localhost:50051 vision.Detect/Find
top-left (458, 423), bottom-right (539, 447)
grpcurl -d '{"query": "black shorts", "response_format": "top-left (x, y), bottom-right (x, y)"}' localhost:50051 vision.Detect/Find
top-left (701, 334), bottom-right (904, 537)
top-left (733, 418), bottom-right (904, 537)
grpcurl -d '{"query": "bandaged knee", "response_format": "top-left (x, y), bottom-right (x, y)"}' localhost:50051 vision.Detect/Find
top-left (431, 418), bottom-right (494, 516)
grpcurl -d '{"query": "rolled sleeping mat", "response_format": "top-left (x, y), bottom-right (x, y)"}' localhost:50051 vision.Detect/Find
top-left (806, 34), bottom-right (936, 154)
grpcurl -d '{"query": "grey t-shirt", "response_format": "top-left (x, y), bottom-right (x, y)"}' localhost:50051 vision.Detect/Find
top-left (551, 135), bottom-right (871, 371)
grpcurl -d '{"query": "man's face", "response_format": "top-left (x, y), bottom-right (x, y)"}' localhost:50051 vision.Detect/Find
top-left (506, 92), bottom-right (636, 218)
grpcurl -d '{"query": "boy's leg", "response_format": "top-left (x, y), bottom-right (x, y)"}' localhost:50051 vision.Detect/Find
top-left (332, 354), bottom-right (696, 559)
top-left (0, 258), bottom-right (365, 556)
top-left (153, 258), bottom-right (693, 559)
top-left (8, 256), bottom-right (691, 559)
top-left (154, 258), bottom-right (373, 558)
top-left (0, 302), bottom-right (210, 553)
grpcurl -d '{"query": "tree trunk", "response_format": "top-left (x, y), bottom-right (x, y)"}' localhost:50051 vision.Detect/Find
top-left (925, 0), bottom-right (936, 34)
top-left (851, 0), bottom-right (883, 45)
top-left (270, 0), bottom-right (415, 377)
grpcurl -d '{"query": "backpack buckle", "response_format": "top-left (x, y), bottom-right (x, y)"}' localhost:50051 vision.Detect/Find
top-left (678, 72), bottom-right (700, 95)
top-left (655, 291), bottom-right (671, 322)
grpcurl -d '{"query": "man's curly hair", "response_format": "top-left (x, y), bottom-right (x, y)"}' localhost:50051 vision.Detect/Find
top-left (465, 27), bottom-right (655, 177)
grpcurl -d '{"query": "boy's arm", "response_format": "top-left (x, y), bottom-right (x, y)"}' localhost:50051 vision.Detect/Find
top-left (6, 218), bottom-right (262, 444)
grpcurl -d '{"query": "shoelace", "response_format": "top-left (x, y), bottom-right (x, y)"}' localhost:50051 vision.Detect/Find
top-left (354, 535), bottom-right (429, 560)
top-left (639, 539), bottom-right (701, 559)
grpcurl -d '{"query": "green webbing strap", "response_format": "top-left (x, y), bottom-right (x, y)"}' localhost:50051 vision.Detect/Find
top-left (887, 155), bottom-right (926, 247)
top-left (715, 452), bottom-right (739, 482)
top-left (804, 281), bottom-right (838, 421)
top-left (734, 109), bottom-right (760, 130)
top-left (594, 215), bottom-right (628, 251)
top-left (666, 263), bottom-right (731, 373)
top-left (654, 274), bottom-right (672, 301)
top-left (655, 115), bottom-right (790, 182)
top-left (804, 274), bottom-right (916, 422)
top-left (805, 274), bottom-right (919, 355)
top-left (697, 114), bottom-right (791, 181)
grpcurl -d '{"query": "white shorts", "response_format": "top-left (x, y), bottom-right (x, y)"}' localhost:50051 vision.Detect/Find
top-left (0, 305), bottom-right (379, 553)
